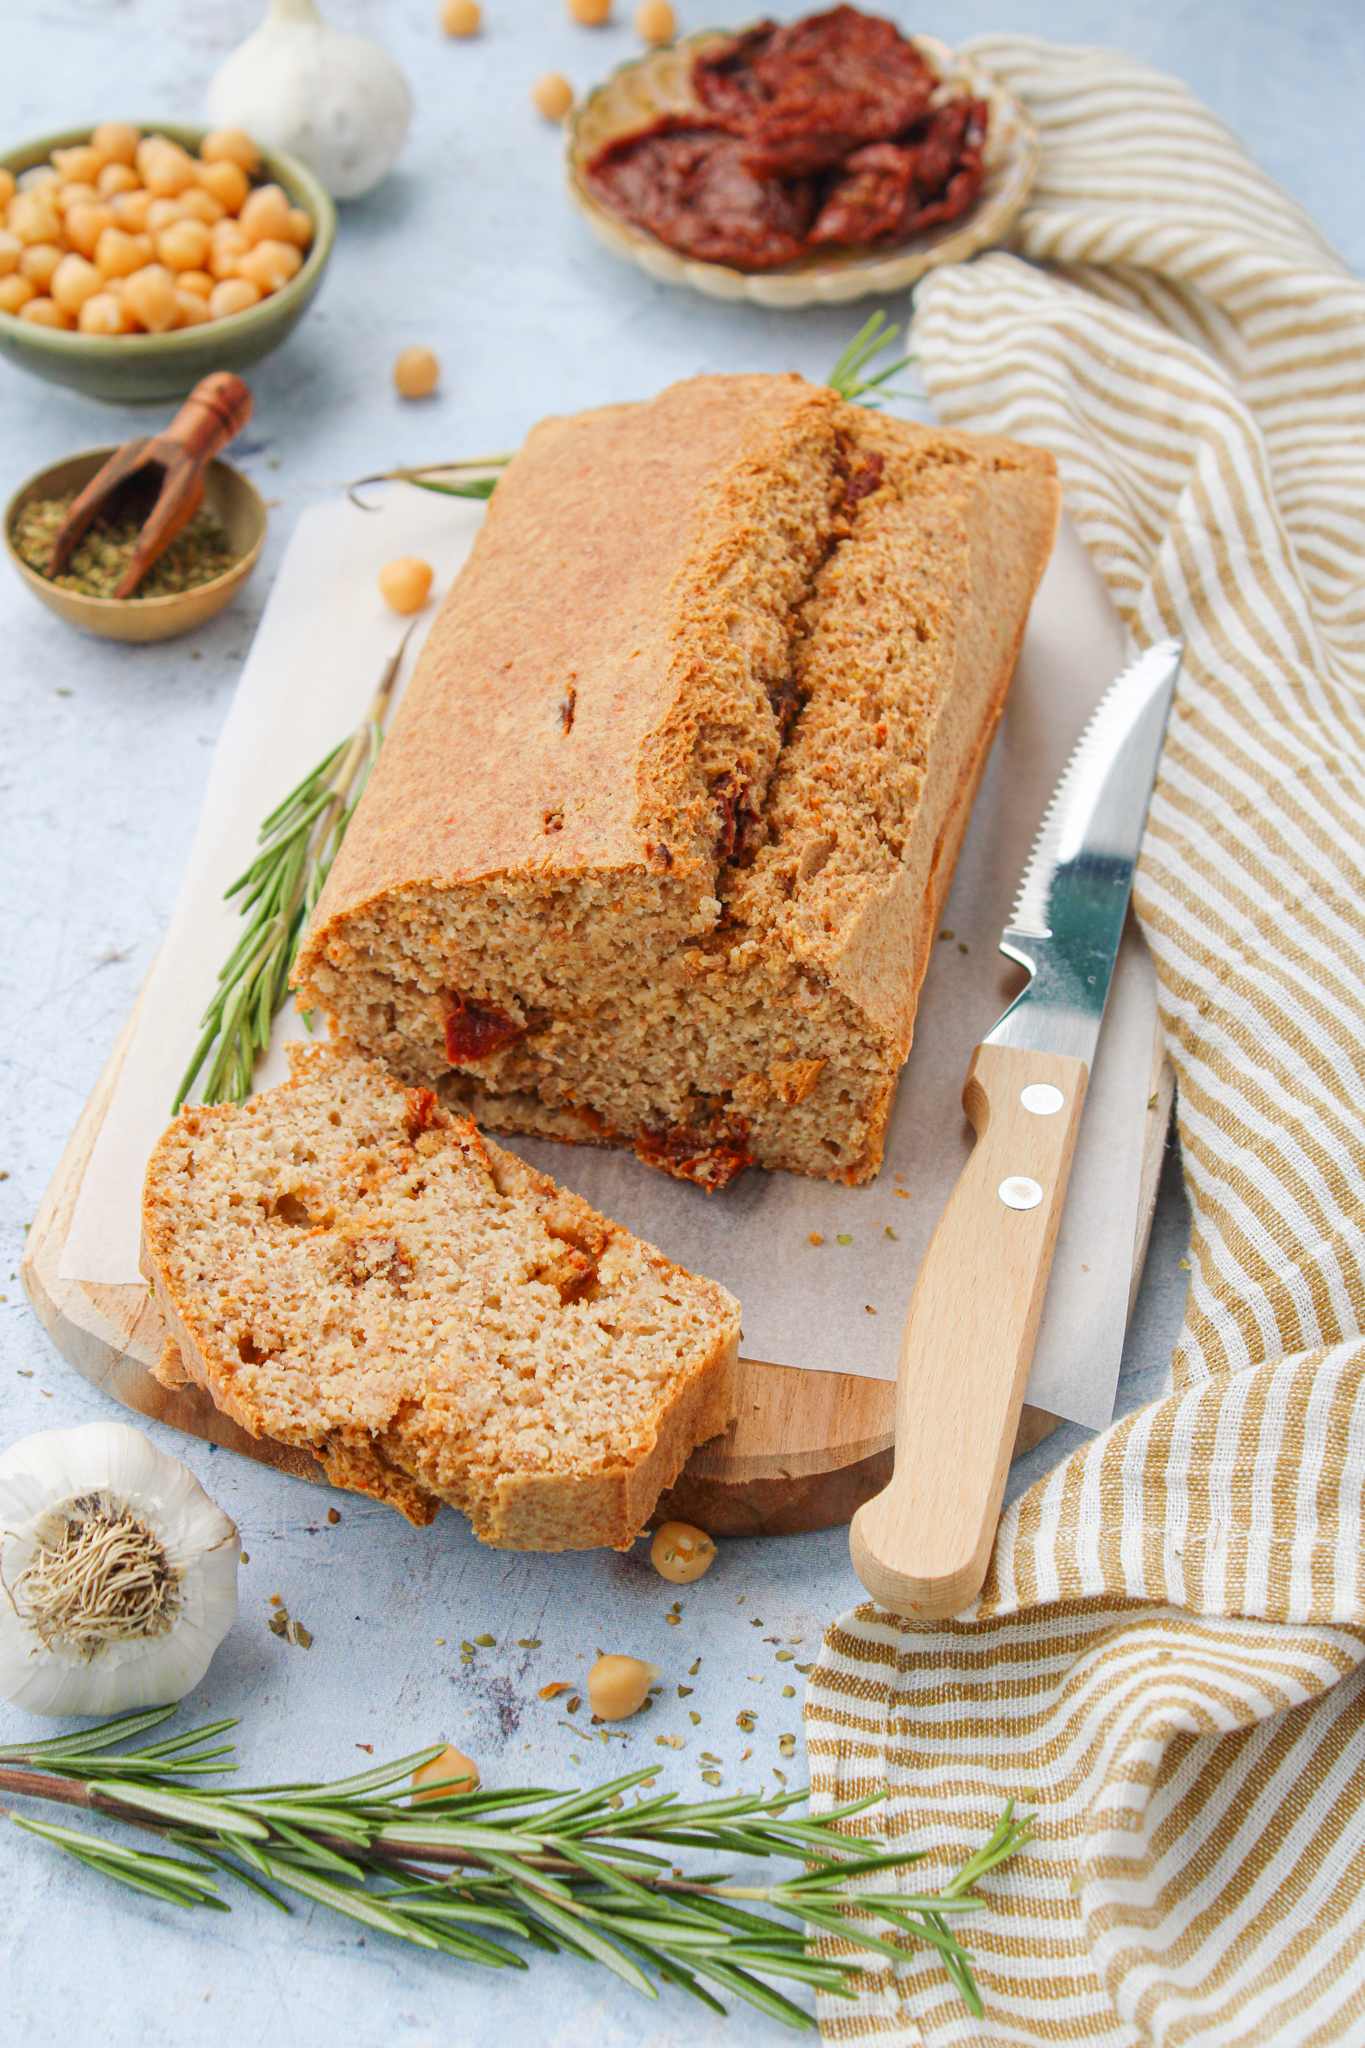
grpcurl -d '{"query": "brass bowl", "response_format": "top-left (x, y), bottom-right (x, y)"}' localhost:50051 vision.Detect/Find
top-left (567, 32), bottom-right (1039, 308)
top-left (3, 446), bottom-right (266, 643)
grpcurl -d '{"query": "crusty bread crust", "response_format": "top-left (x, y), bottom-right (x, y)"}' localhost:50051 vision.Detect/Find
top-left (141, 1043), bottom-right (740, 1549)
top-left (295, 376), bottom-right (1060, 1188)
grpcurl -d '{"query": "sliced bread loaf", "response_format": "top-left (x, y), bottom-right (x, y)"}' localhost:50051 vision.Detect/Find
top-left (140, 1041), bottom-right (740, 1549)
top-left (293, 373), bottom-right (1060, 1189)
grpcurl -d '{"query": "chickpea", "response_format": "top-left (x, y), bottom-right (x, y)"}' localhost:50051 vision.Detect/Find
top-left (176, 268), bottom-right (215, 298)
top-left (91, 122), bottom-right (140, 166)
top-left (378, 557), bottom-right (434, 614)
top-left (649, 1521), bottom-right (717, 1584)
top-left (532, 72), bottom-right (575, 121)
top-left (56, 181), bottom-right (101, 214)
top-left (50, 252), bottom-right (105, 316)
top-left (208, 226), bottom-right (249, 280)
top-left (439, 0), bottom-right (482, 33)
top-left (64, 202), bottom-right (116, 257)
top-left (123, 262), bottom-right (181, 332)
top-left (109, 189), bottom-right (153, 232)
top-left (98, 160), bottom-right (141, 198)
top-left (201, 128), bottom-right (261, 173)
top-left (587, 1655), bottom-right (661, 1722)
top-left (18, 295), bottom-right (70, 329)
top-left (77, 290), bottom-right (132, 334)
top-left (284, 206), bottom-right (314, 249)
top-left (197, 157), bottom-right (250, 214)
top-left (208, 276), bottom-right (262, 319)
top-left (157, 217), bottom-right (213, 272)
top-left (137, 137), bottom-right (199, 196)
top-left (635, 0), bottom-right (675, 40)
top-left (394, 345), bottom-right (440, 398)
top-left (0, 273), bottom-right (37, 315)
top-left (0, 168), bottom-right (15, 209)
top-left (95, 227), bottom-right (154, 279)
top-left (176, 186), bottom-right (226, 226)
top-left (8, 192), bottom-right (62, 246)
top-left (411, 1746), bottom-right (480, 1800)
top-left (568, 0), bottom-right (611, 20)
top-left (174, 288), bottom-right (212, 326)
top-left (19, 243), bottom-right (63, 291)
top-left (238, 184), bottom-right (292, 246)
top-left (52, 144), bottom-right (107, 185)
top-left (0, 230), bottom-right (21, 277)
top-left (236, 237), bottom-right (302, 292)
top-left (145, 196), bottom-right (189, 234)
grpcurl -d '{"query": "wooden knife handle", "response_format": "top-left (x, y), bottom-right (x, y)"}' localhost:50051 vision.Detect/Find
top-left (849, 1042), bottom-right (1088, 1618)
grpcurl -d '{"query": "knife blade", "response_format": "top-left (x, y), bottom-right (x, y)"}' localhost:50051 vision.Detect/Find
top-left (849, 638), bottom-right (1183, 1618)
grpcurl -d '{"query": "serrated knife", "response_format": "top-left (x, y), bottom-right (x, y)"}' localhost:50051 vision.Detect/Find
top-left (849, 638), bottom-right (1183, 1617)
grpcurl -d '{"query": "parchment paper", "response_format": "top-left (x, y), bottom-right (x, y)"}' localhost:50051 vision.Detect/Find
top-left (61, 490), bottom-right (1158, 1433)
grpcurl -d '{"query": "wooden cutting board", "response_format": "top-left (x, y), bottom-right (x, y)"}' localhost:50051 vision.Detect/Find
top-left (20, 978), bottom-right (1174, 1538)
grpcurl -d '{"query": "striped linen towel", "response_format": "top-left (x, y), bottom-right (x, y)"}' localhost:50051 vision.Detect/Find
top-left (808, 38), bottom-right (1365, 2046)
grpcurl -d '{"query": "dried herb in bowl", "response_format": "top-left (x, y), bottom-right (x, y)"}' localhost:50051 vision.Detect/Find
top-left (12, 487), bottom-right (236, 600)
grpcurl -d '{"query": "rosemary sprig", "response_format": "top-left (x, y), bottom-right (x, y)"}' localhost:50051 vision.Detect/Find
top-left (826, 312), bottom-right (916, 407)
top-left (0, 1709), bottom-right (1031, 2026)
top-left (174, 628), bottom-right (413, 1111)
top-left (347, 454), bottom-right (513, 511)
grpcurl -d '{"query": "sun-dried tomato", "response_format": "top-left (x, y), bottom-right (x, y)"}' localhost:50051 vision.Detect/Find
top-left (404, 1087), bottom-right (441, 1137)
top-left (441, 991), bottom-right (529, 1066)
top-left (634, 1114), bottom-right (753, 1191)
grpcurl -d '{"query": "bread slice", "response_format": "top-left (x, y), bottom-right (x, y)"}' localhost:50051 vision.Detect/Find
top-left (294, 374), bottom-right (1060, 1188)
top-left (140, 1042), bottom-right (740, 1549)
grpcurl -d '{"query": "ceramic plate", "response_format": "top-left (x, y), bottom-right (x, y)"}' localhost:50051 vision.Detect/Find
top-left (566, 31), bottom-right (1039, 308)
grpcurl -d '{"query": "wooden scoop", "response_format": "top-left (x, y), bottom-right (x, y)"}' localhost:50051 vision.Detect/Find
top-left (48, 372), bottom-right (253, 600)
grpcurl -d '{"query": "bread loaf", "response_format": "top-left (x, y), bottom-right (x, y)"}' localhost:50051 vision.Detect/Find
top-left (295, 374), bottom-right (1060, 1187)
top-left (141, 1042), bottom-right (740, 1548)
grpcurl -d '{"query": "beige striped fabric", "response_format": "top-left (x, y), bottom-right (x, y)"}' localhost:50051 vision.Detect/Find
top-left (808, 38), bottom-right (1365, 2044)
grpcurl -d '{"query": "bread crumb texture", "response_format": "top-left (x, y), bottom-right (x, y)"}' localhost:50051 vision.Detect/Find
top-left (141, 1042), bottom-right (740, 1549)
top-left (295, 375), bottom-right (1060, 1190)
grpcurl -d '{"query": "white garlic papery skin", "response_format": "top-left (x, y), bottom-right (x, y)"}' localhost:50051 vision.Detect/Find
top-left (207, 0), bottom-right (412, 201)
top-left (0, 1422), bottom-right (239, 1718)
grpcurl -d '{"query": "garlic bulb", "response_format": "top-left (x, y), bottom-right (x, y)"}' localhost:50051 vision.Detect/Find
top-left (0, 1422), bottom-right (238, 1718)
top-left (207, 0), bottom-right (411, 201)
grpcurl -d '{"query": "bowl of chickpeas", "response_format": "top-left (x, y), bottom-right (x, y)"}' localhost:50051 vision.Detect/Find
top-left (0, 120), bottom-right (335, 402)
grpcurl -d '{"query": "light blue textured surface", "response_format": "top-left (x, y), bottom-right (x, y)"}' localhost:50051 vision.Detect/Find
top-left (2, 2), bottom-right (1357, 2042)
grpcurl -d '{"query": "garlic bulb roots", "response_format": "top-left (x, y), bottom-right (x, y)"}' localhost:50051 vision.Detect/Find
top-left (0, 1422), bottom-right (239, 1717)
top-left (207, 0), bottom-right (411, 201)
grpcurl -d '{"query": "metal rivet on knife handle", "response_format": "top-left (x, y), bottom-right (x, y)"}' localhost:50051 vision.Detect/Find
top-left (1020, 1083), bottom-right (1065, 1115)
top-left (999, 1176), bottom-right (1044, 1210)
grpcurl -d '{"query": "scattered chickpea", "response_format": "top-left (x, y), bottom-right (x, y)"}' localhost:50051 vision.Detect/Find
top-left (587, 1655), bottom-right (661, 1721)
top-left (0, 273), bottom-right (37, 314)
top-left (201, 127), bottom-right (262, 174)
top-left (378, 557), bottom-right (435, 614)
top-left (394, 345), bottom-right (440, 398)
top-left (568, 0), bottom-right (611, 22)
top-left (635, 0), bottom-right (675, 40)
top-left (411, 1745), bottom-right (480, 1801)
top-left (650, 1521), bottom-right (717, 1584)
top-left (198, 157), bottom-right (250, 214)
top-left (532, 72), bottom-right (575, 122)
top-left (208, 276), bottom-right (262, 319)
top-left (440, 0), bottom-right (482, 33)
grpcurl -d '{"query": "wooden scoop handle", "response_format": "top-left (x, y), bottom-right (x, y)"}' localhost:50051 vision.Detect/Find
top-left (155, 371), bottom-right (254, 468)
top-left (849, 1042), bottom-right (1088, 1618)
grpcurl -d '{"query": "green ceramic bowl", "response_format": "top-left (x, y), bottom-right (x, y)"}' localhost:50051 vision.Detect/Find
top-left (0, 122), bottom-right (336, 403)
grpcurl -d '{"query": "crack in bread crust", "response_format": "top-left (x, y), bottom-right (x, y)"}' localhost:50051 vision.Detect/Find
top-left (294, 374), bottom-right (1060, 1188)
